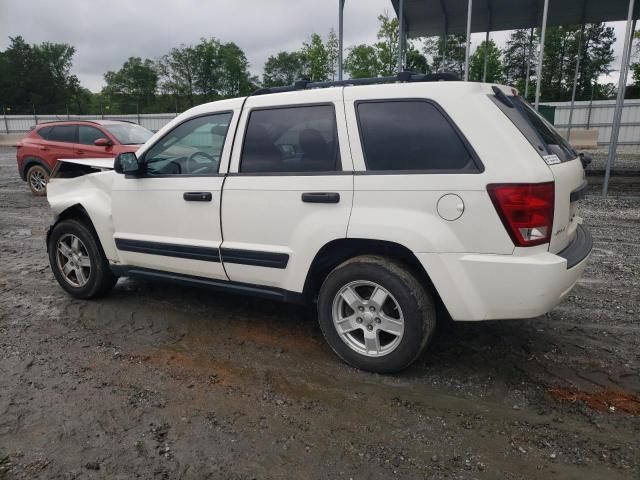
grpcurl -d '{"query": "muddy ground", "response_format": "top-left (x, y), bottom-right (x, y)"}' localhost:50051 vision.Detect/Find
top-left (0, 146), bottom-right (638, 479)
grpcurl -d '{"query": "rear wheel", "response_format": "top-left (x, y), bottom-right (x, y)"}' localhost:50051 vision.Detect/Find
top-left (48, 219), bottom-right (117, 299)
top-left (317, 255), bottom-right (436, 373)
top-left (27, 164), bottom-right (49, 196)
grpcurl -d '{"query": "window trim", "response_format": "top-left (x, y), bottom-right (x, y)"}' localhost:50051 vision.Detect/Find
top-left (137, 111), bottom-right (234, 178)
top-left (354, 98), bottom-right (484, 174)
top-left (237, 102), bottom-right (343, 176)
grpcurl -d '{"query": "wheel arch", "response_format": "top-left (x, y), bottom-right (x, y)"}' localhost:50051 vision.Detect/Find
top-left (21, 156), bottom-right (50, 181)
top-left (303, 238), bottom-right (448, 316)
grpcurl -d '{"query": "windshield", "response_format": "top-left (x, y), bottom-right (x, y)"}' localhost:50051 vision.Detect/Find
top-left (103, 123), bottom-right (153, 145)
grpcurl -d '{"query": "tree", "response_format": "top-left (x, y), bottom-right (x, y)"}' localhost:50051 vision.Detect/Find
top-left (302, 33), bottom-right (330, 81)
top-left (158, 45), bottom-right (198, 106)
top-left (103, 57), bottom-right (158, 108)
top-left (576, 23), bottom-right (615, 100)
top-left (503, 29), bottom-right (537, 94)
top-left (469, 40), bottom-right (503, 83)
top-left (326, 29), bottom-right (340, 80)
top-left (217, 41), bottom-right (255, 97)
top-left (405, 46), bottom-right (429, 74)
top-left (344, 44), bottom-right (378, 78)
top-left (194, 38), bottom-right (222, 100)
top-left (0, 36), bottom-right (80, 113)
top-left (423, 35), bottom-right (466, 77)
top-left (263, 51), bottom-right (307, 87)
top-left (375, 13), bottom-right (400, 75)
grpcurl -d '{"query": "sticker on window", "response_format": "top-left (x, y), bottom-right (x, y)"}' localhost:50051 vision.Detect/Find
top-left (543, 154), bottom-right (561, 165)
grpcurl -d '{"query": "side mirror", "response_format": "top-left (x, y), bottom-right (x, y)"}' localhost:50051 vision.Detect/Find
top-left (114, 152), bottom-right (143, 175)
top-left (95, 137), bottom-right (113, 147)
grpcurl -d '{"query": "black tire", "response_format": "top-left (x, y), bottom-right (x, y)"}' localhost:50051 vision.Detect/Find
top-left (26, 164), bottom-right (49, 196)
top-left (48, 218), bottom-right (117, 299)
top-left (317, 255), bottom-right (436, 373)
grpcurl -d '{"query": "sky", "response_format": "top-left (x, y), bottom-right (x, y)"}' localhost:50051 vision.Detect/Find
top-left (0, 0), bottom-right (633, 92)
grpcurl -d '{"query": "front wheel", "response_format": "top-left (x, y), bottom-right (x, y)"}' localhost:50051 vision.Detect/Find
top-left (317, 255), bottom-right (436, 373)
top-left (48, 219), bottom-right (117, 299)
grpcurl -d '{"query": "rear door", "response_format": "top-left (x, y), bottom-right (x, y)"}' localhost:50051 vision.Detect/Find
top-left (75, 125), bottom-right (114, 158)
top-left (221, 88), bottom-right (353, 293)
top-left (43, 124), bottom-right (77, 163)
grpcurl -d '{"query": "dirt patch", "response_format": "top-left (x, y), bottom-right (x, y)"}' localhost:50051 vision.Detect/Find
top-left (549, 387), bottom-right (640, 415)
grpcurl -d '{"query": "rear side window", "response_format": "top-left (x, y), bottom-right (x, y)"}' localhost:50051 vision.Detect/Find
top-left (36, 126), bottom-right (52, 139)
top-left (48, 125), bottom-right (76, 143)
top-left (78, 126), bottom-right (107, 145)
top-left (356, 100), bottom-right (478, 172)
top-left (491, 95), bottom-right (577, 162)
top-left (241, 105), bottom-right (340, 173)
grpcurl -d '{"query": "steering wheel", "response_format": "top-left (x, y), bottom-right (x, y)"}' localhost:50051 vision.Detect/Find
top-left (186, 151), bottom-right (216, 174)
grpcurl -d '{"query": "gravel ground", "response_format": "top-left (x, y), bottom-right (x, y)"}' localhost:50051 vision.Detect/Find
top-left (0, 147), bottom-right (638, 479)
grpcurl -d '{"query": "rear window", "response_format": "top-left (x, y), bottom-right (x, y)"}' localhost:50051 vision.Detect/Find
top-left (356, 100), bottom-right (479, 172)
top-left (491, 94), bottom-right (577, 163)
top-left (48, 125), bottom-right (76, 143)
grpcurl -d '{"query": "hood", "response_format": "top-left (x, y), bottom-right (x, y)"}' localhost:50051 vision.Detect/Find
top-left (57, 158), bottom-right (115, 170)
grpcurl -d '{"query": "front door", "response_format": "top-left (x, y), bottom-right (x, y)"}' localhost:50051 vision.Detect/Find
top-left (75, 125), bottom-right (113, 158)
top-left (111, 111), bottom-right (236, 280)
top-left (221, 89), bottom-right (354, 293)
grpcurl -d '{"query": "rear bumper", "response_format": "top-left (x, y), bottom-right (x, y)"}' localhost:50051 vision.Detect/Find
top-left (418, 225), bottom-right (593, 321)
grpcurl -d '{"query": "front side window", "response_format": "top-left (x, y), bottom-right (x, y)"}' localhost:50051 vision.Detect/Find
top-left (143, 113), bottom-right (232, 176)
top-left (240, 105), bottom-right (340, 173)
top-left (48, 125), bottom-right (76, 143)
top-left (356, 101), bottom-right (478, 172)
top-left (78, 126), bottom-right (107, 145)
top-left (103, 123), bottom-right (153, 145)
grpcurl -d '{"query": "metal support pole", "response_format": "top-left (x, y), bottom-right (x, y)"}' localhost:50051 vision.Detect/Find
top-left (398, 0), bottom-right (405, 72)
top-left (524, 27), bottom-right (534, 99)
top-left (338, 0), bottom-right (344, 80)
top-left (483, 30), bottom-right (490, 82)
top-left (603, 0), bottom-right (636, 195)
top-left (32, 104), bottom-right (37, 126)
top-left (534, 0), bottom-right (549, 110)
top-left (464, 0), bottom-right (473, 81)
top-left (442, 34), bottom-right (448, 71)
top-left (136, 103), bottom-right (141, 125)
top-left (3, 106), bottom-right (9, 134)
top-left (567, 24), bottom-right (585, 140)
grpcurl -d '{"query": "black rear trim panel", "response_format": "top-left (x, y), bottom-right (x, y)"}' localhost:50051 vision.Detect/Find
top-left (557, 224), bottom-right (593, 269)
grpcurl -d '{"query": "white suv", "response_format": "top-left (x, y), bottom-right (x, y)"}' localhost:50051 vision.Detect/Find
top-left (45, 74), bottom-right (592, 373)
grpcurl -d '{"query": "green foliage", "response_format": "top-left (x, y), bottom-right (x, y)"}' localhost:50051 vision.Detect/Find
top-left (263, 51), bottom-right (307, 87)
top-left (103, 57), bottom-right (158, 109)
top-left (326, 29), bottom-right (340, 81)
top-left (469, 40), bottom-right (503, 83)
top-left (375, 13), bottom-right (400, 76)
top-left (502, 29), bottom-right (537, 94)
top-left (303, 33), bottom-right (331, 81)
top-left (345, 45), bottom-right (379, 78)
top-left (0, 36), bottom-right (82, 113)
top-left (423, 35), bottom-right (466, 77)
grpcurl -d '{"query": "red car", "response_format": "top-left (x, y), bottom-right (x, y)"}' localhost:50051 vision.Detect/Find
top-left (16, 120), bottom-right (153, 195)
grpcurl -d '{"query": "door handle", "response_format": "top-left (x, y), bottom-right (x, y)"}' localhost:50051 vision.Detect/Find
top-left (40, 146), bottom-right (49, 151)
top-left (301, 192), bottom-right (340, 203)
top-left (76, 150), bottom-right (84, 154)
top-left (183, 191), bottom-right (212, 202)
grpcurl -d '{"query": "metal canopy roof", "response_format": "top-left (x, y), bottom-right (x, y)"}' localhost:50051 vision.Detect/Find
top-left (390, 0), bottom-right (640, 37)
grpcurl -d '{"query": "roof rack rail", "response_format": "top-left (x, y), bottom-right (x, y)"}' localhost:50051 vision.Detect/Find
top-left (253, 71), bottom-right (459, 96)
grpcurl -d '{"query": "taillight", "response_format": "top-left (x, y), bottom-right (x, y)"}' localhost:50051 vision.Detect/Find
top-left (487, 182), bottom-right (555, 247)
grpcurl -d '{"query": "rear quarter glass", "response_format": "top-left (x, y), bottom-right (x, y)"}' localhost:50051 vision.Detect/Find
top-left (489, 94), bottom-right (578, 163)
